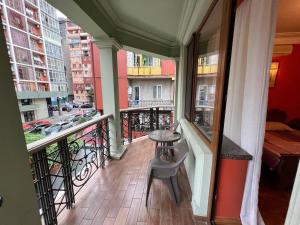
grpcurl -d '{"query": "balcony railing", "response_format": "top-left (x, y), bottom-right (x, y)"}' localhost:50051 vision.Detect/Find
top-left (27, 115), bottom-right (112, 225)
top-left (127, 66), bottom-right (162, 76)
top-left (128, 99), bottom-right (173, 108)
top-left (120, 106), bottom-right (174, 143)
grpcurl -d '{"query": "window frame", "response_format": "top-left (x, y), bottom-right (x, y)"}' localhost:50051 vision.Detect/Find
top-left (153, 84), bottom-right (162, 100)
top-left (184, 0), bottom-right (235, 153)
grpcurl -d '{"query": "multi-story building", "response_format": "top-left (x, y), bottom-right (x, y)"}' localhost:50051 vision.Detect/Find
top-left (126, 52), bottom-right (176, 107)
top-left (0, 0), bottom-right (67, 122)
top-left (58, 17), bottom-right (73, 101)
top-left (39, 0), bottom-right (67, 94)
top-left (66, 20), bottom-right (94, 104)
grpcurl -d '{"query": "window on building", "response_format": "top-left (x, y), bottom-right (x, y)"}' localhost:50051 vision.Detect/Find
top-left (11, 28), bottom-right (29, 48)
top-left (23, 110), bottom-right (35, 122)
top-left (21, 99), bottom-right (33, 106)
top-left (153, 85), bottom-right (162, 99)
top-left (14, 47), bottom-right (31, 64)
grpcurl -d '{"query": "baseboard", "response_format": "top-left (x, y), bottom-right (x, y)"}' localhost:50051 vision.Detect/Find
top-left (110, 145), bottom-right (127, 159)
top-left (213, 217), bottom-right (242, 225)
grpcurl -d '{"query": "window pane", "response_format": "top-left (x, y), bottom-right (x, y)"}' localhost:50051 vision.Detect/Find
top-left (158, 86), bottom-right (162, 99)
top-left (193, 0), bottom-right (223, 140)
top-left (153, 86), bottom-right (157, 99)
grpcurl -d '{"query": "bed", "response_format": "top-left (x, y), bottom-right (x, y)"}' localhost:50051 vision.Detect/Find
top-left (262, 109), bottom-right (300, 189)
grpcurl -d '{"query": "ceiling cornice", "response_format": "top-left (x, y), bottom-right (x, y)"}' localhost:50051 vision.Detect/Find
top-left (275, 32), bottom-right (300, 45)
top-left (176, 0), bottom-right (197, 43)
top-left (92, 0), bottom-right (178, 47)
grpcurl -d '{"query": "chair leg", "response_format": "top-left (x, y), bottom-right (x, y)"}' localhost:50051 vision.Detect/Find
top-left (146, 172), bottom-right (153, 207)
top-left (171, 175), bottom-right (180, 203)
top-left (165, 177), bottom-right (177, 203)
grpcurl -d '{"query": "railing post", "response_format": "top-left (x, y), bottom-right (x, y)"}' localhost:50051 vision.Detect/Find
top-left (120, 112), bottom-right (124, 145)
top-left (150, 108), bottom-right (154, 131)
top-left (105, 118), bottom-right (111, 158)
top-left (128, 111), bottom-right (132, 143)
top-left (156, 107), bottom-right (159, 130)
top-left (32, 149), bottom-right (57, 225)
top-left (97, 121), bottom-right (105, 168)
top-left (57, 139), bottom-right (75, 209)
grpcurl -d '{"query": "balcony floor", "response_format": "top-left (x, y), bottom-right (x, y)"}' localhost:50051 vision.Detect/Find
top-left (58, 138), bottom-right (207, 225)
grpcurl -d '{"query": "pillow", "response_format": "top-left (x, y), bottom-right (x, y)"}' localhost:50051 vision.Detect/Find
top-left (266, 121), bottom-right (294, 131)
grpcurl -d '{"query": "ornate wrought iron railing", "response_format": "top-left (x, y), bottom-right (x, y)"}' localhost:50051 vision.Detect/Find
top-left (27, 114), bottom-right (112, 225)
top-left (120, 106), bottom-right (174, 143)
top-left (128, 99), bottom-right (173, 108)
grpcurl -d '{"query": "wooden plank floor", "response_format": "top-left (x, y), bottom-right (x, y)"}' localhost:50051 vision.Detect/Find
top-left (58, 138), bottom-right (207, 225)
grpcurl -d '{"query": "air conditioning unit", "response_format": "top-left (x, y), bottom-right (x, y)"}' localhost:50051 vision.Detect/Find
top-left (273, 45), bottom-right (293, 56)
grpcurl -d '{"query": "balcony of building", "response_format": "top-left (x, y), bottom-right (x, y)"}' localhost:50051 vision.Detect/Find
top-left (3, 1), bottom-right (298, 225)
top-left (24, 106), bottom-right (207, 225)
top-left (127, 66), bottom-right (162, 77)
top-left (25, 2), bottom-right (40, 23)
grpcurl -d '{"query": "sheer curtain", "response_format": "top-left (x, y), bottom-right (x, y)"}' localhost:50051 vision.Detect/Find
top-left (223, 0), bottom-right (278, 224)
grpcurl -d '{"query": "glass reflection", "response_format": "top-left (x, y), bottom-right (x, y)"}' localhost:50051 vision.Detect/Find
top-left (193, 0), bottom-right (222, 140)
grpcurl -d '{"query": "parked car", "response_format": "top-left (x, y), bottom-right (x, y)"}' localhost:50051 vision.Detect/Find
top-left (23, 119), bottom-right (51, 131)
top-left (44, 122), bottom-right (73, 136)
top-left (66, 114), bottom-right (82, 123)
top-left (62, 103), bottom-right (73, 112)
top-left (28, 124), bottom-right (51, 134)
top-left (83, 109), bottom-right (97, 118)
top-left (50, 105), bottom-right (59, 111)
top-left (80, 103), bottom-right (93, 108)
top-left (73, 103), bottom-right (80, 108)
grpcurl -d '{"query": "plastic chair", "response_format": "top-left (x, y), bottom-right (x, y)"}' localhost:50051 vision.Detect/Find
top-left (146, 139), bottom-right (189, 206)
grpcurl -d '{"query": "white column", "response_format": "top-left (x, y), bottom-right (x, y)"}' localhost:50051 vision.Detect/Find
top-left (174, 45), bottom-right (187, 121)
top-left (94, 38), bottom-right (126, 159)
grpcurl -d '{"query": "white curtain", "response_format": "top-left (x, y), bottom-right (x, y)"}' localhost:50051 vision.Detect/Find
top-left (223, 0), bottom-right (278, 224)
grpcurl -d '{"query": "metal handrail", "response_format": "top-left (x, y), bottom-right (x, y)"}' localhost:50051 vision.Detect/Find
top-left (27, 113), bottom-right (113, 154)
top-left (120, 105), bottom-right (174, 112)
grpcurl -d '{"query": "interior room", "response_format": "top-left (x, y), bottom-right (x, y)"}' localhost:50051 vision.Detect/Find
top-left (259, 0), bottom-right (300, 224)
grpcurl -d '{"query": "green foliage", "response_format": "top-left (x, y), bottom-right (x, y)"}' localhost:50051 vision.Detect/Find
top-left (24, 132), bottom-right (45, 144)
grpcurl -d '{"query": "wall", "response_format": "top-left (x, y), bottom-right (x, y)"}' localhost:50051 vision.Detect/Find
top-left (0, 19), bottom-right (41, 225)
top-left (34, 99), bottom-right (49, 120)
top-left (176, 46), bottom-right (213, 217)
top-left (161, 59), bottom-right (176, 76)
top-left (268, 45), bottom-right (300, 121)
top-left (92, 45), bottom-right (128, 111)
top-left (129, 79), bottom-right (174, 101)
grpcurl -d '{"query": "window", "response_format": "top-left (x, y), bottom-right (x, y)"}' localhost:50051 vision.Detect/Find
top-left (133, 86), bottom-right (140, 101)
top-left (11, 28), bottom-right (29, 48)
top-left (18, 66), bottom-right (34, 80)
top-left (7, 9), bottom-right (26, 30)
top-left (153, 85), bottom-right (162, 99)
top-left (21, 99), bottom-right (32, 106)
top-left (23, 111), bottom-right (35, 122)
top-left (184, 0), bottom-right (234, 149)
top-left (14, 47), bottom-right (31, 64)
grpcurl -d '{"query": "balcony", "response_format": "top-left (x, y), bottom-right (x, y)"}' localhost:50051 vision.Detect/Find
top-left (127, 66), bottom-right (162, 76)
top-left (129, 100), bottom-right (174, 108)
top-left (25, 107), bottom-right (203, 225)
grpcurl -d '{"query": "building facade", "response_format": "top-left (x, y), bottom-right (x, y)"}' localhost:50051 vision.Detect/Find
top-left (65, 20), bottom-right (94, 104)
top-left (0, 0), bottom-right (67, 122)
top-left (126, 52), bottom-right (176, 107)
top-left (58, 17), bottom-right (73, 101)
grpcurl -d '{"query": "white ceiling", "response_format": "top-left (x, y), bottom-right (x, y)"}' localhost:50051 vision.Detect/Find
top-left (102, 0), bottom-right (185, 42)
top-left (48, 0), bottom-right (213, 57)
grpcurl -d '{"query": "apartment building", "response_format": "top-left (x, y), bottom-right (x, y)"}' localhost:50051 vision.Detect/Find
top-left (58, 17), bottom-right (73, 101)
top-left (66, 21), bottom-right (94, 104)
top-left (0, 0), bottom-right (67, 122)
top-left (126, 52), bottom-right (176, 107)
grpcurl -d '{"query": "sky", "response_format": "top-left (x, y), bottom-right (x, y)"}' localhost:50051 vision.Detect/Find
top-left (56, 10), bottom-right (67, 19)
